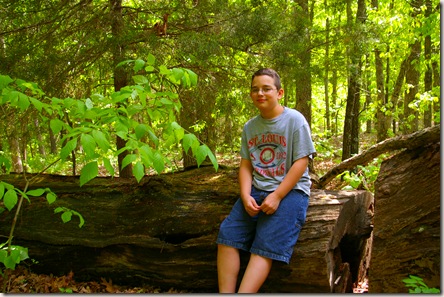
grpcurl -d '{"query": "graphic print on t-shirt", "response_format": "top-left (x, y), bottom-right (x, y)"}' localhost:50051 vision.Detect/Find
top-left (248, 132), bottom-right (287, 177)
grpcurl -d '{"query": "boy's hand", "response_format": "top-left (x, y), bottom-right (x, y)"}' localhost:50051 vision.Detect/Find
top-left (260, 193), bottom-right (281, 215)
top-left (242, 196), bottom-right (261, 217)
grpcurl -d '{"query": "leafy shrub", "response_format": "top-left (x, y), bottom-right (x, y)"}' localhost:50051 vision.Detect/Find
top-left (402, 275), bottom-right (440, 293)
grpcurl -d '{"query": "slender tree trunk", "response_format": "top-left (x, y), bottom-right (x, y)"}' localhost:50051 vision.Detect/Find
top-left (374, 47), bottom-right (388, 141)
top-left (373, 0), bottom-right (388, 141)
top-left (364, 56), bottom-right (372, 133)
top-left (342, 0), bottom-right (366, 161)
top-left (423, 0), bottom-right (433, 127)
top-left (331, 68), bottom-right (338, 136)
top-left (432, 59), bottom-right (440, 125)
top-left (9, 135), bottom-right (23, 173)
top-left (294, 0), bottom-right (312, 126)
top-left (384, 45), bottom-right (391, 134)
top-left (110, 0), bottom-right (132, 177)
top-left (402, 40), bottom-right (421, 134)
top-left (324, 14), bottom-right (331, 133)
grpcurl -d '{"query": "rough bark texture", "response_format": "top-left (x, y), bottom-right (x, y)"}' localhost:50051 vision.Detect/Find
top-left (369, 142), bottom-right (440, 293)
top-left (0, 167), bottom-right (373, 293)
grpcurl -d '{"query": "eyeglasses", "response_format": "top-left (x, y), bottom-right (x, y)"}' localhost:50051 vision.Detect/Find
top-left (250, 87), bottom-right (276, 94)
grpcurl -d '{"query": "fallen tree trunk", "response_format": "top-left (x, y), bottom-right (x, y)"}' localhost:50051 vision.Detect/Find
top-left (0, 167), bottom-right (373, 293)
top-left (369, 142), bottom-right (440, 293)
top-left (314, 125), bottom-right (440, 189)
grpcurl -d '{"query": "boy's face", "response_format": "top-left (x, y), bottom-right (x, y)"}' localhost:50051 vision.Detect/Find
top-left (250, 75), bottom-right (284, 118)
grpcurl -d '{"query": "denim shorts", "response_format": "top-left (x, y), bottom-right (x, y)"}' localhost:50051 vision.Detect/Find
top-left (216, 186), bottom-right (309, 264)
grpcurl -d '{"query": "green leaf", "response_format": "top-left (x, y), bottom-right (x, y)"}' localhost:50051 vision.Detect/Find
top-left (186, 69), bottom-right (198, 86)
top-left (152, 152), bottom-right (165, 173)
top-left (121, 154), bottom-right (137, 170)
top-left (133, 75), bottom-right (149, 85)
top-left (80, 133), bottom-right (96, 158)
top-left (146, 53), bottom-right (156, 66)
top-left (46, 192), bottom-right (57, 204)
top-left (17, 92), bottom-right (30, 111)
top-left (171, 68), bottom-right (184, 83)
top-left (26, 188), bottom-right (45, 197)
top-left (182, 133), bottom-right (199, 153)
top-left (0, 74), bottom-right (13, 89)
top-left (135, 124), bottom-right (148, 140)
top-left (0, 182), bottom-right (5, 199)
top-left (60, 138), bottom-right (78, 160)
top-left (134, 59), bottom-right (145, 72)
top-left (79, 161), bottom-right (98, 186)
top-left (29, 97), bottom-right (44, 112)
top-left (92, 130), bottom-right (110, 152)
top-left (4, 189), bottom-right (18, 211)
top-left (133, 161), bottom-right (145, 182)
top-left (116, 59), bottom-right (134, 68)
top-left (103, 158), bottom-right (115, 176)
top-left (85, 98), bottom-right (93, 109)
top-left (147, 132), bottom-right (159, 148)
top-left (195, 145), bottom-right (208, 166)
top-left (50, 118), bottom-right (65, 134)
top-left (61, 211), bottom-right (73, 223)
top-left (159, 65), bottom-right (169, 75)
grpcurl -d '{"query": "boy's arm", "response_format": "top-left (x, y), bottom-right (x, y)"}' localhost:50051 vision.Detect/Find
top-left (260, 156), bottom-right (309, 215)
top-left (239, 158), bottom-right (261, 216)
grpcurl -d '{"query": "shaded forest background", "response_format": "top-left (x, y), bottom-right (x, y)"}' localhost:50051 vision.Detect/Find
top-left (0, 0), bottom-right (440, 181)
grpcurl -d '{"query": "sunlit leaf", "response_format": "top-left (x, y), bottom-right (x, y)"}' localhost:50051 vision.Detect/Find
top-left (60, 138), bottom-right (78, 160)
top-left (26, 188), bottom-right (45, 197)
top-left (133, 161), bottom-right (145, 182)
top-left (79, 161), bottom-right (98, 186)
top-left (81, 133), bottom-right (96, 158)
top-left (4, 189), bottom-right (18, 211)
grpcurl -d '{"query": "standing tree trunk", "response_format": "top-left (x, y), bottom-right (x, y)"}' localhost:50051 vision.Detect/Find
top-left (342, 0), bottom-right (366, 161)
top-left (402, 40), bottom-right (421, 134)
top-left (324, 13), bottom-right (331, 133)
top-left (294, 0), bottom-right (312, 126)
top-left (110, 0), bottom-right (132, 177)
top-left (422, 0), bottom-right (433, 128)
top-left (372, 0), bottom-right (389, 142)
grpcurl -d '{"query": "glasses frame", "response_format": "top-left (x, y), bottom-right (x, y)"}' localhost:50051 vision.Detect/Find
top-left (250, 87), bottom-right (277, 94)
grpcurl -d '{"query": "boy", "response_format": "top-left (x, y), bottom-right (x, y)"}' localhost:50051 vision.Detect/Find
top-left (216, 68), bottom-right (316, 293)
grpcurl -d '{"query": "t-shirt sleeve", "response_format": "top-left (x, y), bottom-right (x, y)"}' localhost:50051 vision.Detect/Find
top-left (240, 125), bottom-right (250, 160)
top-left (292, 123), bottom-right (316, 162)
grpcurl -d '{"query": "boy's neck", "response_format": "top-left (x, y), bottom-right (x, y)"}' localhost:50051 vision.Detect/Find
top-left (260, 105), bottom-right (285, 119)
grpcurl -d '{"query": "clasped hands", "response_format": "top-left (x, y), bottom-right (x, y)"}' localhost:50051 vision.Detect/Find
top-left (242, 192), bottom-right (281, 217)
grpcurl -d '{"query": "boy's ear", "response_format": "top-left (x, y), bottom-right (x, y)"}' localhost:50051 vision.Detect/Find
top-left (278, 88), bottom-right (284, 98)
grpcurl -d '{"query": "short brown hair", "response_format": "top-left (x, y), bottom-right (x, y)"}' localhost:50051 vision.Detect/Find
top-left (251, 68), bottom-right (282, 90)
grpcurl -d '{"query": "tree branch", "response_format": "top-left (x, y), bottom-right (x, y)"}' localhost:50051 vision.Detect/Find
top-left (314, 125), bottom-right (440, 189)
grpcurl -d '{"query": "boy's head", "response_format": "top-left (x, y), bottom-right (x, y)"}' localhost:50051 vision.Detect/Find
top-left (251, 68), bottom-right (282, 90)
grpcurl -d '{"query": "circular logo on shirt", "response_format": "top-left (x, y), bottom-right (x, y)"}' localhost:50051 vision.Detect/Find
top-left (260, 147), bottom-right (275, 164)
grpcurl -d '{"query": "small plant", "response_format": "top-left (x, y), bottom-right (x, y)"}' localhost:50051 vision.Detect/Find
top-left (402, 275), bottom-right (440, 293)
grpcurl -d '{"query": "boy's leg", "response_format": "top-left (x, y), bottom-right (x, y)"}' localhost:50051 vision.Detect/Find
top-left (238, 254), bottom-right (273, 293)
top-left (217, 244), bottom-right (240, 293)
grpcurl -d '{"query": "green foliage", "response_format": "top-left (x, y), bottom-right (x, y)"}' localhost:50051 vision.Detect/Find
top-left (0, 55), bottom-right (218, 285)
top-left (402, 275), bottom-right (440, 293)
top-left (0, 243), bottom-right (29, 270)
top-left (340, 162), bottom-right (381, 192)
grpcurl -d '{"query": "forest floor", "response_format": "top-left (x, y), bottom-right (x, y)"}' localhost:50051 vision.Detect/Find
top-left (1, 139), bottom-right (373, 293)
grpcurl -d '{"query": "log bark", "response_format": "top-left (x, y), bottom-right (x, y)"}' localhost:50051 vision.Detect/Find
top-left (0, 167), bottom-right (373, 293)
top-left (369, 142), bottom-right (440, 293)
top-left (315, 125), bottom-right (440, 189)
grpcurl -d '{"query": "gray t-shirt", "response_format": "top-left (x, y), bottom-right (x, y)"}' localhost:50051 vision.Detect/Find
top-left (240, 107), bottom-right (316, 196)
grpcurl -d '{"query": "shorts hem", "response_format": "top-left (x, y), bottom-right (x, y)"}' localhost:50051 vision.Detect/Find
top-left (250, 247), bottom-right (291, 264)
top-left (216, 238), bottom-right (250, 253)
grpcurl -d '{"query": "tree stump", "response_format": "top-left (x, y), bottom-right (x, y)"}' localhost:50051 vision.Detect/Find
top-left (369, 143), bottom-right (440, 293)
top-left (0, 166), bottom-right (373, 293)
